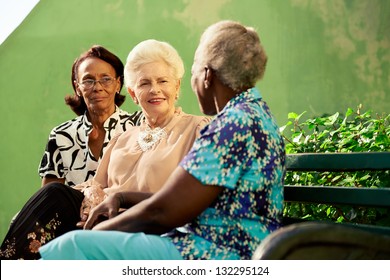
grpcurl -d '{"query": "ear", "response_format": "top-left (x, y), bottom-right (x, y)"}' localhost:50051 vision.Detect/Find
top-left (74, 80), bottom-right (82, 96)
top-left (175, 79), bottom-right (181, 95)
top-left (176, 79), bottom-right (181, 91)
top-left (204, 66), bottom-right (213, 89)
top-left (127, 87), bottom-right (138, 104)
top-left (115, 77), bottom-right (121, 93)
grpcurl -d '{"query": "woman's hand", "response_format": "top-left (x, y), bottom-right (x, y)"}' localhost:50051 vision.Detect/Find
top-left (83, 193), bottom-right (123, 230)
top-left (80, 167), bottom-right (223, 235)
top-left (77, 186), bottom-right (107, 227)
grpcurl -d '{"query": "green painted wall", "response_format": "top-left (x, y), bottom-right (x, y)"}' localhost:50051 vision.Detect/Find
top-left (0, 0), bottom-right (389, 241)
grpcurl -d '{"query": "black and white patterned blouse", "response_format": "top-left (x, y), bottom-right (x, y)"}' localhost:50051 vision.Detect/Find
top-left (38, 107), bottom-right (143, 187)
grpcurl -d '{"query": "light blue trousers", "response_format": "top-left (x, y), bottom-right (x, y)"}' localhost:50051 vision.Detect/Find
top-left (39, 230), bottom-right (183, 260)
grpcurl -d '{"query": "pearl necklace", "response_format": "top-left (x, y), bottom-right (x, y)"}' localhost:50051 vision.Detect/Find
top-left (137, 126), bottom-right (167, 151)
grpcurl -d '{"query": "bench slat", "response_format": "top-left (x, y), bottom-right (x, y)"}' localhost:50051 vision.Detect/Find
top-left (284, 185), bottom-right (390, 208)
top-left (286, 152), bottom-right (390, 171)
top-left (259, 145), bottom-right (390, 259)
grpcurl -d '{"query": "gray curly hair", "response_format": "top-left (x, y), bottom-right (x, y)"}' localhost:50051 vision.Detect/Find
top-left (196, 20), bottom-right (267, 92)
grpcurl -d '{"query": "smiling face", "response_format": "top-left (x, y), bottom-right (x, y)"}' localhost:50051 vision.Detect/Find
top-left (128, 61), bottom-right (180, 127)
top-left (75, 57), bottom-right (120, 115)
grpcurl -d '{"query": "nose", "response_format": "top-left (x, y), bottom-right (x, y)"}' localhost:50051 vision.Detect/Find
top-left (93, 80), bottom-right (104, 90)
top-left (150, 82), bottom-right (160, 94)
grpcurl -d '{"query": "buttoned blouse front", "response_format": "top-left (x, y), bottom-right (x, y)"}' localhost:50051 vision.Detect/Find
top-left (38, 107), bottom-right (143, 187)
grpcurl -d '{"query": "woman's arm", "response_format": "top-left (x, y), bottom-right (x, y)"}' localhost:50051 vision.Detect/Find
top-left (86, 166), bottom-right (223, 234)
top-left (79, 190), bottom-right (154, 228)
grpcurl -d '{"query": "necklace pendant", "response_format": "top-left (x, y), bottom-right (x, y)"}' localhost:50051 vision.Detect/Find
top-left (143, 134), bottom-right (153, 143)
top-left (138, 126), bottom-right (167, 152)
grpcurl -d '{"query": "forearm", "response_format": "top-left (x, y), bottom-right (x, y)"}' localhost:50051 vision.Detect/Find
top-left (117, 191), bottom-right (153, 208)
top-left (93, 198), bottom-right (172, 234)
top-left (93, 167), bottom-right (222, 234)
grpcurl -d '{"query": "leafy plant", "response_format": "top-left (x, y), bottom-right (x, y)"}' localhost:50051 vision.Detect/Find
top-left (280, 104), bottom-right (390, 226)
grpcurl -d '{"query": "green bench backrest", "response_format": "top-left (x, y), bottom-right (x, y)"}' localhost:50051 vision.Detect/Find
top-left (284, 152), bottom-right (390, 208)
top-left (286, 152), bottom-right (390, 171)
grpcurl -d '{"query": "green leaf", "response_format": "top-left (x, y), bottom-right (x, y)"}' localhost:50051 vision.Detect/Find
top-left (346, 108), bottom-right (354, 117)
top-left (288, 112), bottom-right (298, 119)
top-left (282, 105), bottom-right (390, 226)
top-left (324, 112), bottom-right (340, 126)
top-left (279, 121), bottom-right (292, 134)
top-left (292, 133), bottom-right (303, 143)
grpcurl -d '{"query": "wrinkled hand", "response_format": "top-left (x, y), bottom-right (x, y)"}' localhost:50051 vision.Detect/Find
top-left (83, 193), bottom-right (122, 230)
top-left (77, 186), bottom-right (107, 228)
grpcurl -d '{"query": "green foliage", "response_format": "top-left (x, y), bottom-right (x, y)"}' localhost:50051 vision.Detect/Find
top-left (281, 104), bottom-right (390, 226)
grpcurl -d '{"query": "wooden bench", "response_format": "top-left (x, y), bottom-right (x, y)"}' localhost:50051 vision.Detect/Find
top-left (253, 152), bottom-right (390, 259)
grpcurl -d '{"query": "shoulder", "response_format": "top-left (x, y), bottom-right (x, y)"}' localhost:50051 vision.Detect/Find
top-left (179, 111), bottom-right (211, 127)
top-left (117, 108), bottom-right (143, 125)
top-left (216, 101), bottom-right (261, 129)
top-left (104, 109), bottom-right (143, 132)
top-left (198, 106), bottom-right (255, 142)
top-left (50, 115), bottom-right (84, 134)
top-left (116, 125), bottom-right (140, 139)
top-left (108, 132), bottom-right (123, 144)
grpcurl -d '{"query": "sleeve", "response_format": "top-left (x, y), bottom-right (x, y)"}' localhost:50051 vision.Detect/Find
top-left (180, 111), bottom-right (252, 189)
top-left (38, 129), bottom-right (64, 179)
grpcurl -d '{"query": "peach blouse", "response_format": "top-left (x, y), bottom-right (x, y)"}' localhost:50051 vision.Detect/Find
top-left (75, 108), bottom-right (210, 196)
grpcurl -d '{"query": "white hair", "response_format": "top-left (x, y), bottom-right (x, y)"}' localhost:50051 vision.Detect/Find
top-left (124, 39), bottom-right (185, 89)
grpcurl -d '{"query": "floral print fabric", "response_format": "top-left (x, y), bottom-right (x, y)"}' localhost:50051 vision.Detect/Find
top-left (1, 214), bottom-right (61, 260)
top-left (171, 88), bottom-right (286, 259)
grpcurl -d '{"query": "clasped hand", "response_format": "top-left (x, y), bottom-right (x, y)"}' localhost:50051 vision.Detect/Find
top-left (77, 185), bottom-right (107, 228)
top-left (78, 191), bottom-right (122, 229)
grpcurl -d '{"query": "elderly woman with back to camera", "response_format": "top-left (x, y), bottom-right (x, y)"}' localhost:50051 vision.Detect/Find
top-left (39, 20), bottom-right (286, 260)
top-left (0, 40), bottom-right (209, 260)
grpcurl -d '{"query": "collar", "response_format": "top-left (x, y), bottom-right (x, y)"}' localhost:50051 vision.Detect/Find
top-left (81, 106), bottom-right (121, 136)
top-left (140, 107), bottom-right (183, 130)
top-left (222, 87), bottom-right (262, 113)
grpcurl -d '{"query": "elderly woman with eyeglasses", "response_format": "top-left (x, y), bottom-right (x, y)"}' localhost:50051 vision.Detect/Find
top-left (39, 45), bottom-right (142, 188)
top-left (1, 45), bottom-right (142, 260)
top-left (38, 20), bottom-right (285, 260)
top-left (0, 40), bottom-right (209, 260)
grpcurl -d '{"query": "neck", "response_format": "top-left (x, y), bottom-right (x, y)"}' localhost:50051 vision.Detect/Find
top-left (213, 79), bottom-right (239, 113)
top-left (87, 106), bottom-right (116, 128)
top-left (144, 108), bottom-right (176, 129)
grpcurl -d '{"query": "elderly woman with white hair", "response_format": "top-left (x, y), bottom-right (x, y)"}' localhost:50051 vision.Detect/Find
top-left (0, 39), bottom-right (209, 260)
top-left (39, 20), bottom-right (285, 260)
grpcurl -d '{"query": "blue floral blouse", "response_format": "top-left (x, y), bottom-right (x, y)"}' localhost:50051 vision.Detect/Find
top-left (170, 87), bottom-right (286, 260)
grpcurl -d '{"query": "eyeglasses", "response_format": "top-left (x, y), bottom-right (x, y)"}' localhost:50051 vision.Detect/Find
top-left (77, 76), bottom-right (117, 90)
